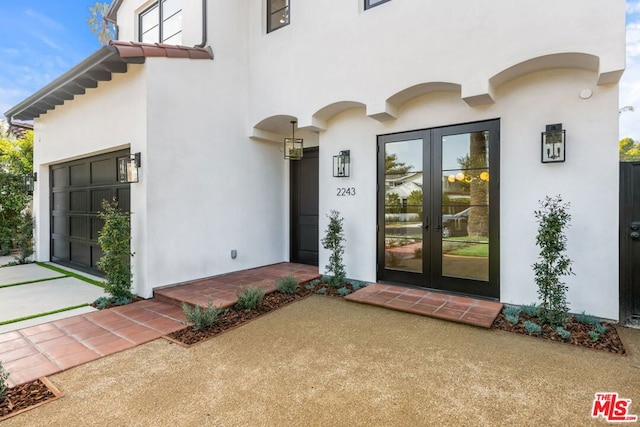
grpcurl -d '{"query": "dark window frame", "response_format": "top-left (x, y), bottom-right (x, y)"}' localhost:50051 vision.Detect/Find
top-left (138, 1), bottom-right (182, 43)
top-left (267, 0), bottom-right (290, 33)
top-left (365, 0), bottom-right (391, 10)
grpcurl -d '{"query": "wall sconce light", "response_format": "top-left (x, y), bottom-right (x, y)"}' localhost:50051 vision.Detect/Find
top-left (284, 121), bottom-right (303, 160)
top-left (118, 152), bottom-right (141, 183)
top-left (23, 172), bottom-right (36, 195)
top-left (541, 123), bottom-right (565, 163)
top-left (333, 150), bottom-right (350, 178)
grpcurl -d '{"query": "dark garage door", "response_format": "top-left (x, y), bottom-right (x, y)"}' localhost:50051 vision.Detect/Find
top-left (50, 150), bottom-right (130, 274)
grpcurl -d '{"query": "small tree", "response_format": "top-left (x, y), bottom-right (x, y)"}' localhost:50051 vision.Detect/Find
top-left (321, 210), bottom-right (346, 288)
top-left (87, 2), bottom-right (115, 46)
top-left (97, 198), bottom-right (133, 300)
top-left (0, 131), bottom-right (33, 257)
top-left (532, 195), bottom-right (574, 326)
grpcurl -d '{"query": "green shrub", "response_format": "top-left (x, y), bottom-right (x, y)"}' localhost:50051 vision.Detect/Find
top-left (0, 172), bottom-right (31, 256)
top-left (575, 311), bottom-right (599, 326)
top-left (532, 195), bottom-right (574, 326)
top-left (337, 287), bottom-right (351, 296)
top-left (588, 330), bottom-right (601, 342)
top-left (0, 360), bottom-right (9, 403)
top-left (520, 303), bottom-right (539, 317)
top-left (13, 213), bottom-right (33, 264)
top-left (316, 287), bottom-right (327, 295)
top-left (94, 296), bottom-right (110, 310)
top-left (321, 210), bottom-right (346, 288)
top-left (97, 198), bottom-right (134, 300)
top-left (113, 296), bottom-right (132, 306)
top-left (305, 283), bottom-right (316, 290)
top-left (594, 323), bottom-right (608, 335)
top-left (523, 320), bottom-right (542, 335)
top-left (555, 326), bottom-right (571, 340)
top-left (236, 286), bottom-right (265, 311)
top-left (503, 305), bottom-right (521, 325)
top-left (276, 276), bottom-right (298, 294)
top-left (182, 301), bottom-right (222, 331)
top-left (349, 280), bottom-right (368, 291)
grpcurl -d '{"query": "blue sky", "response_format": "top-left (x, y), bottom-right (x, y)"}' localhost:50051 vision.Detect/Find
top-left (1, 1), bottom-right (639, 141)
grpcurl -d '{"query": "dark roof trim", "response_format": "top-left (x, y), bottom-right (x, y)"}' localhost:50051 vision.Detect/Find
top-left (4, 41), bottom-right (213, 122)
top-left (106, 0), bottom-right (123, 22)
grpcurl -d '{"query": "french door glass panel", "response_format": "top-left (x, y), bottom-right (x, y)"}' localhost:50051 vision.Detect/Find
top-left (441, 131), bottom-right (490, 282)
top-left (378, 120), bottom-right (499, 298)
top-left (384, 139), bottom-right (424, 274)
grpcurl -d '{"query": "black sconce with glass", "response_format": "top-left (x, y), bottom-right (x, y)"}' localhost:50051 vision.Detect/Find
top-left (333, 150), bottom-right (350, 178)
top-left (23, 172), bottom-right (36, 195)
top-left (541, 123), bottom-right (566, 163)
top-left (118, 152), bottom-right (141, 183)
top-left (284, 121), bottom-right (303, 160)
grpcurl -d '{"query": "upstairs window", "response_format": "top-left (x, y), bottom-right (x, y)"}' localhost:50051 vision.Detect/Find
top-left (267, 0), bottom-right (289, 33)
top-left (365, 0), bottom-right (391, 9)
top-left (139, 0), bottom-right (183, 44)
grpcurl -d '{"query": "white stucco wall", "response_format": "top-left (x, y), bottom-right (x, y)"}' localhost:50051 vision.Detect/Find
top-left (114, 0), bottom-right (205, 46)
top-left (26, 0), bottom-right (624, 318)
top-left (316, 68), bottom-right (620, 320)
top-left (247, 0), bottom-right (625, 127)
top-left (33, 66), bottom-right (148, 296)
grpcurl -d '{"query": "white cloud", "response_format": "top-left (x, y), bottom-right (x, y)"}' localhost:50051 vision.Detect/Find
top-left (628, 22), bottom-right (640, 58)
top-left (39, 35), bottom-right (62, 51)
top-left (24, 9), bottom-right (66, 32)
top-left (627, 1), bottom-right (640, 14)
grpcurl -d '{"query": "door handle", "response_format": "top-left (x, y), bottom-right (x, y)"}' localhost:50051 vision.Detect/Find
top-left (632, 231), bottom-right (640, 240)
top-left (631, 222), bottom-right (640, 240)
top-left (422, 216), bottom-right (429, 230)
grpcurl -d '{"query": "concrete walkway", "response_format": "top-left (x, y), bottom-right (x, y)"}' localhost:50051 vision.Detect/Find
top-left (0, 263), bottom-right (105, 333)
top-left (3, 297), bottom-right (639, 426)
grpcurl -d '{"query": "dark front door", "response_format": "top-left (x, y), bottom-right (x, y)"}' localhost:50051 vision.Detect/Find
top-left (377, 120), bottom-right (500, 299)
top-left (620, 161), bottom-right (640, 325)
top-left (50, 150), bottom-right (131, 274)
top-left (290, 147), bottom-right (319, 265)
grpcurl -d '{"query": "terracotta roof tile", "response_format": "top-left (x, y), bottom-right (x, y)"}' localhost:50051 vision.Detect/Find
top-left (109, 40), bottom-right (213, 60)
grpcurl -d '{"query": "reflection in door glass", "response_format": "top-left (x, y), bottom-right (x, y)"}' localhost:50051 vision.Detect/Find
top-left (384, 139), bottom-right (423, 273)
top-left (441, 131), bottom-right (489, 281)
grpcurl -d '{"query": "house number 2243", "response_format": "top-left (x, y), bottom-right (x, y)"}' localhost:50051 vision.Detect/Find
top-left (337, 187), bottom-right (356, 196)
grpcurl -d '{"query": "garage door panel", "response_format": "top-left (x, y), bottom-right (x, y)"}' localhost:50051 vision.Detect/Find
top-left (50, 149), bottom-right (130, 274)
top-left (91, 218), bottom-right (105, 240)
top-left (52, 192), bottom-right (68, 212)
top-left (117, 188), bottom-right (130, 211)
top-left (51, 238), bottom-right (69, 261)
top-left (69, 164), bottom-right (89, 186)
top-left (51, 214), bottom-right (68, 235)
top-left (51, 167), bottom-right (68, 188)
top-left (91, 188), bottom-right (114, 212)
top-left (70, 191), bottom-right (88, 213)
top-left (69, 216), bottom-right (90, 239)
top-left (91, 159), bottom-right (115, 184)
top-left (70, 241), bottom-right (91, 267)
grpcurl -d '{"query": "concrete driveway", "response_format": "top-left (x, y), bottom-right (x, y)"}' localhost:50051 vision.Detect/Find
top-left (3, 296), bottom-right (639, 426)
top-left (0, 262), bottom-right (106, 333)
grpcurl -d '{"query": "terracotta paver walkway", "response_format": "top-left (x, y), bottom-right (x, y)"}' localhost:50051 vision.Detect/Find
top-left (154, 262), bottom-right (320, 309)
top-left (345, 283), bottom-right (502, 328)
top-left (0, 263), bottom-right (320, 386)
top-left (0, 300), bottom-right (186, 387)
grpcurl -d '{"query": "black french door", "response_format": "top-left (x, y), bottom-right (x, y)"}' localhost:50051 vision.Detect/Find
top-left (377, 120), bottom-right (500, 298)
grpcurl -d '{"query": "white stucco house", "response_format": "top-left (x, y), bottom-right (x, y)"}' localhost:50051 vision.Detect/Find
top-left (4, 0), bottom-right (627, 320)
